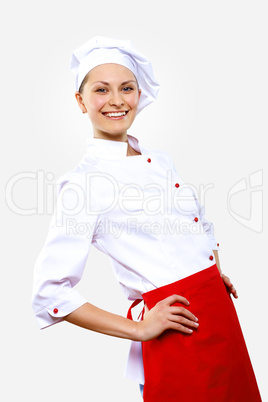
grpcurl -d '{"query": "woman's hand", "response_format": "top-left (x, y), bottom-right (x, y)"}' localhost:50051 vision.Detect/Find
top-left (221, 273), bottom-right (238, 299)
top-left (136, 294), bottom-right (199, 342)
top-left (213, 250), bottom-right (238, 299)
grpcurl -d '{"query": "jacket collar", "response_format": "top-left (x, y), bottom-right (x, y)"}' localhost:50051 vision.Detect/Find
top-left (86, 134), bottom-right (143, 159)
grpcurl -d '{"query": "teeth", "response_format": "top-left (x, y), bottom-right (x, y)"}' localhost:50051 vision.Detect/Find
top-left (104, 111), bottom-right (127, 117)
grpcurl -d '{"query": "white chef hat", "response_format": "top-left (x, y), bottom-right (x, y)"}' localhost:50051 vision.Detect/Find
top-left (70, 36), bottom-right (160, 114)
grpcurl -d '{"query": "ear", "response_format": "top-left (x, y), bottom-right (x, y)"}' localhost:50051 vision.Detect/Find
top-left (75, 91), bottom-right (87, 113)
top-left (138, 89), bottom-right (142, 100)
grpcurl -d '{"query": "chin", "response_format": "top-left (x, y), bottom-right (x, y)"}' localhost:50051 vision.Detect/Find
top-left (103, 124), bottom-right (131, 135)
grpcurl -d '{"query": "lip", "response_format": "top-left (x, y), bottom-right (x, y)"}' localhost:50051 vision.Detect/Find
top-left (102, 110), bottom-right (129, 120)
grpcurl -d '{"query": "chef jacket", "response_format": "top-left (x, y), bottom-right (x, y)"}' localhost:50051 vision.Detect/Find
top-left (32, 133), bottom-right (219, 383)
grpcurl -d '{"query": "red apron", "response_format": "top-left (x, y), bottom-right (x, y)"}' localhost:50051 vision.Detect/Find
top-left (129, 265), bottom-right (262, 401)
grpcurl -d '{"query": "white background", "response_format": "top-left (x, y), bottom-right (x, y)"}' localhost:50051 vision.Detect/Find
top-left (2, 1), bottom-right (267, 401)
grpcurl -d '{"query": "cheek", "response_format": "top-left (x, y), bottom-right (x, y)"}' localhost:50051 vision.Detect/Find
top-left (88, 95), bottom-right (107, 113)
top-left (127, 93), bottom-right (140, 109)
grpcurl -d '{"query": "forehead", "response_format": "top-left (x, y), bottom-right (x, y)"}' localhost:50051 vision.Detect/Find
top-left (87, 63), bottom-right (136, 83)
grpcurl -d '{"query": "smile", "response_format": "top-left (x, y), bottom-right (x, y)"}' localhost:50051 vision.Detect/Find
top-left (102, 111), bottom-right (129, 118)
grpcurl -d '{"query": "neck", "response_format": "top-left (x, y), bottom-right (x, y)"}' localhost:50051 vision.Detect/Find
top-left (93, 129), bottom-right (128, 143)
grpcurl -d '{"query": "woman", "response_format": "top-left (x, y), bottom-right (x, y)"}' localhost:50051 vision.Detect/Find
top-left (32, 36), bottom-right (261, 401)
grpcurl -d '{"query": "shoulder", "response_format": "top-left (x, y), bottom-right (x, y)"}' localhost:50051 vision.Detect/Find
top-left (55, 153), bottom-right (99, 192)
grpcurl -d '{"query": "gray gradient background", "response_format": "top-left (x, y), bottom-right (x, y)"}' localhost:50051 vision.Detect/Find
top-left (2, 1), bottom-right (267, 401)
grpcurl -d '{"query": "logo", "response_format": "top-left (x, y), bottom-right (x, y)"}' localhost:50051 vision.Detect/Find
top-left (227, 170), bottom-right (263, 233)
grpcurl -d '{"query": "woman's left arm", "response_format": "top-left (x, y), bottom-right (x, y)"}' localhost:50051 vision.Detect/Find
top-left (213, 250), bottom-right (238, 299)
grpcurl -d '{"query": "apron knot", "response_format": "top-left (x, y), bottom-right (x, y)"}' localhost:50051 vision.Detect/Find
top-left (127, 299), bottom-right (144, 321)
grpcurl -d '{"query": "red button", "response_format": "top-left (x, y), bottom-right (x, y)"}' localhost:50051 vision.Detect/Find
top-left (53, 308), bottom-right (58, 314)
top-left (175, 183), bottom-right (180, 188)
top-left (147, 158), bottom-right (151, 163)
top-left (217, 243), bottom-right (219, 247)
top-left (209, 255), bottom-right (214, 261)
top-left (194, 217), bottom-right (199, 222)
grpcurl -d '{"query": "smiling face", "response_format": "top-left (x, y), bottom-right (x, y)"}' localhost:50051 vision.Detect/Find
top-left (75, 63), bottom-right (141, 140)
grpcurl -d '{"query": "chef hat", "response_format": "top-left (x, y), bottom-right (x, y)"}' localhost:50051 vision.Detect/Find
top-left (70, 36), bottom-right (160, 114)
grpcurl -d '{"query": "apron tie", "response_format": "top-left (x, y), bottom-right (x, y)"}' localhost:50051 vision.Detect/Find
top-left (127, 299), bottom-right (144, 321)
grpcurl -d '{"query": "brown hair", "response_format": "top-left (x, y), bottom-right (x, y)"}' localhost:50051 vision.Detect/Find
top-left (78, 73), bottom-right (89, 94)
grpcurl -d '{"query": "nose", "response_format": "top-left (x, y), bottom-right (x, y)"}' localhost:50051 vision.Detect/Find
top-left (108, 91), bottom-right (125, 108)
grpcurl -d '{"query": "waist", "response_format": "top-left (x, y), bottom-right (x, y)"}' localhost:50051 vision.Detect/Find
top-left (142, 264), bottom-right (219, 308)
top-left (127, 264), bottom-right (219, 319)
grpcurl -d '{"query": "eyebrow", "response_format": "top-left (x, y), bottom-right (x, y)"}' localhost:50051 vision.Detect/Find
top-left (91, 80), bottom-right (137, 86)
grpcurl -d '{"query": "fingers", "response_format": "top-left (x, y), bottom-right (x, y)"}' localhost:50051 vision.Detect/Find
top-left (168, 306), bottom-right (199, 333)
top-left (156, 295), bottom-right (199, 335)
top-left (141, 294), bottom-right (201, 340)
top-left (168, 321), bottom-right (197, 334)
top-left (158, 294), bottom-right (197, 322)
top-left (169, 306), bottom-right (198, 324)
top-left (160, 294), bottom-right (190, 307)
top-left (230, 286), bottom-right (238, 298)
top-left (169, 313), bottom-right (199, 331)
top-left (221, 274), bottom-right (238, 298)
top-left (228, 280), bottom-right (238, 298)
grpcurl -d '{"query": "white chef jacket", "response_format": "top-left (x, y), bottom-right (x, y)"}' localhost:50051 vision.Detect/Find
top-left (32, 133), bottom-right (219, 383)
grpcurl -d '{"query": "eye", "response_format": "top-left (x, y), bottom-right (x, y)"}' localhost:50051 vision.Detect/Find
top-left (122, 86), bottom-right (134, 92)
top-left (96, 88), bottom-right (107, 93)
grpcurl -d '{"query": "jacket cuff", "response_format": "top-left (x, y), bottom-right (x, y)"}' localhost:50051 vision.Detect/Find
top-left (209, 235), bottom-right (220, 251)
top-left (34, 289), bottom-right (87, 330)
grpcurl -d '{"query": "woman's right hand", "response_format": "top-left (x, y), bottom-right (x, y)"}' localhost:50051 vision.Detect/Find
top-left (136, 294), bottom-right (199, 342)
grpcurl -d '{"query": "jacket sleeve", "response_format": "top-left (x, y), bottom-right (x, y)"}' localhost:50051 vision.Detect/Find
top-left (31, 173), bottom-right (100, 329)
top-left (164, 151), bottom-right (219, 251)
